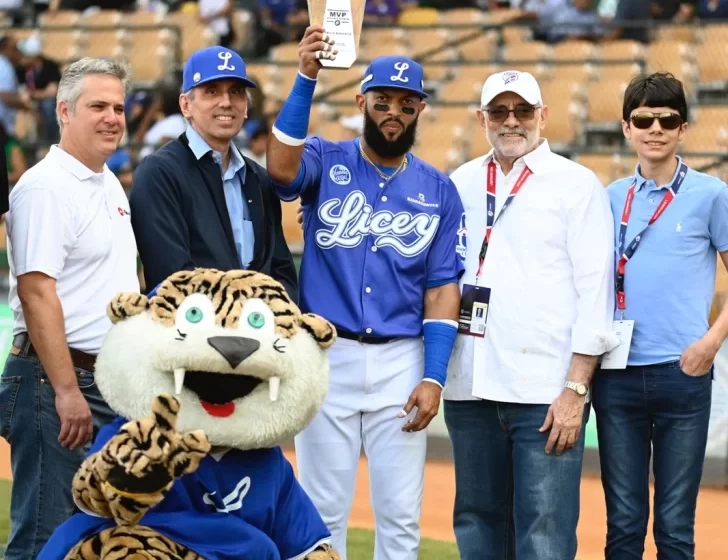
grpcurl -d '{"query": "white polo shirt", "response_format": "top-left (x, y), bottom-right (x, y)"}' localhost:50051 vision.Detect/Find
top-left (443, 139), bottom-right (618, 404)
top-left (5, 145), bottom-right (140, 355)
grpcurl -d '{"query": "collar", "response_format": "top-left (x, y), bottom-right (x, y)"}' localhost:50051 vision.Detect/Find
top-left (186, 124), bottom-right (246, 177)
top-left (483, 138), bottom-right (551, 175)
top-left (47, 145), bottom-right (106, 182)
top-left (633, 155), bottom-right (684, 192)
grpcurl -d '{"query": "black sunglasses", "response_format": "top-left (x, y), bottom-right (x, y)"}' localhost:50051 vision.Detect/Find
top-left (485, 104), bottom-right (538, 123)
top-left (629, 112), bottom-right (683, 130)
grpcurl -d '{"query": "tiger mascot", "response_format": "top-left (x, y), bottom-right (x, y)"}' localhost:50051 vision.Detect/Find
top-left (38, 268), bottom-right (341, 560)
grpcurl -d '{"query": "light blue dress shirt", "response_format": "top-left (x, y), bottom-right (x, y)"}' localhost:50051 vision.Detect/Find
top-left (606, 157), bottom-right (728, 366)
top-left (186, 125), bottom-right (255, 268)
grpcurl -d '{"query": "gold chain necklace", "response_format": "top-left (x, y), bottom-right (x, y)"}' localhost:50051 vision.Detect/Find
top-left (358, 140), bottom-right (408, 181)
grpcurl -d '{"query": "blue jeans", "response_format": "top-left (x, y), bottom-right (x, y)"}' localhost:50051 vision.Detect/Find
top-left (0, 352), bottom-right (117, 560)
top-left (443, 399), bottom-right (590, 560)
top-left (592, 361), bottom-right (712, 560)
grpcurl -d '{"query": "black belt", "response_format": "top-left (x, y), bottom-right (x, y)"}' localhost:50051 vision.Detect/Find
top-left (10, 332), bottom-right (97, 372)
top-left (335, 328), bottom-right (399, 345)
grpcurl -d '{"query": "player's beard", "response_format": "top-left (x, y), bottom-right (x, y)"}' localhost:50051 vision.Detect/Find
top-left (363, 107), bottom-right (418, 159)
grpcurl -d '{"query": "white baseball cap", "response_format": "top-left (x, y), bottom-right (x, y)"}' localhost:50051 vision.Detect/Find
top-left (480, 70), bottom-right (543, 108)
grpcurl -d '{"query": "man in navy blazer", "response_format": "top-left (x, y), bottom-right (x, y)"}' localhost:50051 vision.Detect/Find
top-left (130, 46), bottom-right (298, 302)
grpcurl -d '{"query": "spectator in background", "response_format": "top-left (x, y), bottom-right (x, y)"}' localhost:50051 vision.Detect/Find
top-left (139, 83), bottom-right (186, 159)
top-left (364, 0), bottom-right (402, 24)
top-left (199, 0), bottom-right (236, 47)
top-left (240, 118), bottom-right (269, 167)
top-left (107, 148), bottom-right (133, 195)
top-left (544, 0), bottom-right (605, 43)
top-left (0, 35), bottom-right (32, 139)
top-left (17, 34), bottom-right (61, 144)
top-left (286, 0), bottom-right (310, 42)
top-left (698, 0), bottom-right (728, 18)
top-left (4, 123), bottom-right (27, 184)
top-left (652, 0), bottom-right (697, 21)
top-left (254, 0), bottom-right (297, 54)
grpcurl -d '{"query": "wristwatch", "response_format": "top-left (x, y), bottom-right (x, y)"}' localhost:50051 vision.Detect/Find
top-left (565, 381), bottom-right (588, 396)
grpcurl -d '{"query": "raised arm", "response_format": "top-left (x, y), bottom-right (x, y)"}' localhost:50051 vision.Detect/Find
top-left (267, 25), bottom-right (336, 191)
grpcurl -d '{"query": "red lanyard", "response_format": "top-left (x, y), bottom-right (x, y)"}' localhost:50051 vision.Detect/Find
top-left (616, 162), bottom-right (687, 314)
top-left (476, 160), bottom-right (532, 278)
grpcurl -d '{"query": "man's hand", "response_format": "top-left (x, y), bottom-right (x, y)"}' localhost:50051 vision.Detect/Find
top-left (56, 385), bottom-right (93, 450)
top-left (399, 381), bottom-right (442, 432)
top-left (298, 25), bottom-right (337, 80)
top-left (297, 203), bottom-right (303, 227)
top-left (680, 335), bottom-right (720, 376)
top-left (539, 389), bottom-right (586, 455)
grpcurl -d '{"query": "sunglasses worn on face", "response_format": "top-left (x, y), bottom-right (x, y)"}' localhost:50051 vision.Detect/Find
top-left (630, 112), bottom-right (683, 130)
top-left (485, 104), bottom-right (538, 123)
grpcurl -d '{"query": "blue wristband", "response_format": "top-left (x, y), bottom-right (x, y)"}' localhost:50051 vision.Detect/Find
top-left (423, 319), bottom-right (458, 387)
top-left (272, 72), bottom-right (317, 146)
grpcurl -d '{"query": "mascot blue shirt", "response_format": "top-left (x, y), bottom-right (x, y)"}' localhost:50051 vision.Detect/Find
top-left (40, 417), bottom-right (331, 560)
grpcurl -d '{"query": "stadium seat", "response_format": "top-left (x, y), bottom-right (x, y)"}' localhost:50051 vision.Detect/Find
top-left (398, 7), bottom-right (440, 26)
top-left (573, 154), bottom-right (629, 186)
top-left (551, 40), bottom-right (597, 61)
top-left (586, 80), bottom-right (628, 126)
top-left (599, 40), bottom-right (645, 62)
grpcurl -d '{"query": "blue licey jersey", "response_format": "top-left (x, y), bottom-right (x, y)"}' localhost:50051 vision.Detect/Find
top-left (273, 136), bottom-right (466, 338)
top-left (38, 417), bottom-right (332, 560)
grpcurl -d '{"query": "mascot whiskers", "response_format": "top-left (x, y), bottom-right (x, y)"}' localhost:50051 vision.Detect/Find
top-left (38, 268), bottom-right (340, 560)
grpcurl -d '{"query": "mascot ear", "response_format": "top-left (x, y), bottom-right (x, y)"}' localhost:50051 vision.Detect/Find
top-left (299, 313), bottom-right (337, 350)
top-left (107, 293), bottom-right (151, 324)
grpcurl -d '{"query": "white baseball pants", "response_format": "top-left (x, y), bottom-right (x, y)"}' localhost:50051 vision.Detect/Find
top-left (294, 336), bottom-right (427, 560)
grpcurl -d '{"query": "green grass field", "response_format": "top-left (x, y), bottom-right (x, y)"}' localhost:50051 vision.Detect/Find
top-left (0, 480), bottom-right (459, 559)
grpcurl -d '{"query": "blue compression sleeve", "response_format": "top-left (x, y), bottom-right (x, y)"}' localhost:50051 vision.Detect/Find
top-left (272, 72), bottom-right (317, 146)
top-left (423, 319), bottom-right (458, 387)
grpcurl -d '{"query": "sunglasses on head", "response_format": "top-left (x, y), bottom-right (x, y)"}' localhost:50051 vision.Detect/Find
top-left (629, 112), bottom-right (683, 130)
top-left (484, 104), bottom-right (538, 123)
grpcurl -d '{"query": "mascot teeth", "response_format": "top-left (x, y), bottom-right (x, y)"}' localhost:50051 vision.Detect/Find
top-left (269, 376), bottom-right (280, 402)
top-left (174, 368), bottom-right (186, 395)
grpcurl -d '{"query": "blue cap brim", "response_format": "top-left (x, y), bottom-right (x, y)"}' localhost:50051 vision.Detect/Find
top-left (362, 83), bottom-right (428, 99)
top-left (190, 74), bottom-right (257, 90)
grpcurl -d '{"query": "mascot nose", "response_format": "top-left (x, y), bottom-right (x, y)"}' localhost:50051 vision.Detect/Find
top-left (207, 336), bottom-right (260, 369)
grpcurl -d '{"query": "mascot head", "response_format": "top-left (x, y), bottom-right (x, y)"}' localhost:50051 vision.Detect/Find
top-left (94, 268), bottom-right (336, 450)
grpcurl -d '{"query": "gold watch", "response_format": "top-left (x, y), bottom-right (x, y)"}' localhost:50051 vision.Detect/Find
top-left (565, 381), bottom-right (588, 396)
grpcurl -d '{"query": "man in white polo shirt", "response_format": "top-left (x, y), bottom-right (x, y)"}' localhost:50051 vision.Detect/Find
top-left (0, 57), bottom-right (140, 560)
top-left (442, 70), bottom-right (618, 560)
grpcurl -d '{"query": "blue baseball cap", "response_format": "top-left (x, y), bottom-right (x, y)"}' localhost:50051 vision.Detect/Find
top-left (182, 46), bottom-right (257, 93)
top-left (360, 55), bottom-right (428, 99)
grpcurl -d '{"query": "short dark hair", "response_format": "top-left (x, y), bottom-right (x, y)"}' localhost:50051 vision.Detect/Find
top-left (622, 72), bottom-right (688, 122)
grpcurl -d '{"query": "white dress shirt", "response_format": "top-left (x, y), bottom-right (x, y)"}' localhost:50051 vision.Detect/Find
top-left (5, 146), bottom-right (140, 354)
top-left (443, 139), bottom-right (618, 404)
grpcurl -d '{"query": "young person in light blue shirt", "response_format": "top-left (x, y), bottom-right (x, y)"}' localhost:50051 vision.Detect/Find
top-left (592, 71), bottom-right (728, 560)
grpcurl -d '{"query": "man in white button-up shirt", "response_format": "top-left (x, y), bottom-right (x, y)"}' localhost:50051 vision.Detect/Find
top-left (0, 58), bottom-right (140, 559)
top-left (442, 70), bottom-right (618, 560)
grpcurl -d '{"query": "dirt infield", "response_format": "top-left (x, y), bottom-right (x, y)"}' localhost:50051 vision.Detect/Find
top-left (1, 440), bottom-right (726, 558)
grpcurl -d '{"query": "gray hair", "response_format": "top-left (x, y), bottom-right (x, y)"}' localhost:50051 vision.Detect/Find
top-left (56, 57), bottom-right (132, 129)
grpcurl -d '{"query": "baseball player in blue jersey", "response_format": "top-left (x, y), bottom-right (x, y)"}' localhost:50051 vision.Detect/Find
top-left (265, 25), bottom-right (466, 560)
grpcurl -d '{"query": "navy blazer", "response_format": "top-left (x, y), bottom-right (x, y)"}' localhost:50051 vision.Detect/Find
top-left (129, 132), bottom-right (299, 303)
